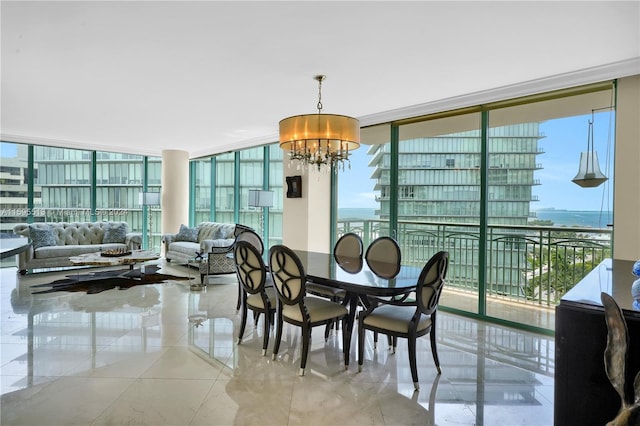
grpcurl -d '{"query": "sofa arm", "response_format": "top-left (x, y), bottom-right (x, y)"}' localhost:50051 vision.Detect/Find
top-left (16, 245), bottom-right (35, 274)
top-left (162, 233), bottom-right (177, 253)
top-left (201, 238), bottom-right (235, 254)
top-left (126, 232), bottom-right (143, 250)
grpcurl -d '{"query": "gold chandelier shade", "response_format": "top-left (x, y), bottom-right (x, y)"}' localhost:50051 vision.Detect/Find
top-left (279, 113), bottom-right (360, 152)
top-left (279, 75), bottom-right (360, 172)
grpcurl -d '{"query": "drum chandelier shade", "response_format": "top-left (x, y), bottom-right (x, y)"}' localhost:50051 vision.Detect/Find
top-left (279, 75), bottom-right (360, 172)
top-left (572, 110), bottom-right (608, 188)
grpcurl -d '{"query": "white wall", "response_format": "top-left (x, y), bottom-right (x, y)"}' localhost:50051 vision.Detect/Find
top-left (282, 159), bottom-right (331, 253)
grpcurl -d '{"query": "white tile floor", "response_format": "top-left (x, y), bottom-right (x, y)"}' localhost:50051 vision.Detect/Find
top-left (0, 261), bottom-right (555, 425)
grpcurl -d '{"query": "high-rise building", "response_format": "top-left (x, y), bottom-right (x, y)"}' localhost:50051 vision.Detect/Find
top-left (369, 123), bottom-right (543, 295)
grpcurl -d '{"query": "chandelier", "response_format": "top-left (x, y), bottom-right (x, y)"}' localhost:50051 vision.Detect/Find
top-left (572, 108), bottom-right (609, 188)
top-left (279, 75), bottom-right (360, 172)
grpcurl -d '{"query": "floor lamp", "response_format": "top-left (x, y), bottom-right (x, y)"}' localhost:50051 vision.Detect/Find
top-left (139, 191), bottom-right (160, 251)
top-left (248, 189), bottom-right (274, 241)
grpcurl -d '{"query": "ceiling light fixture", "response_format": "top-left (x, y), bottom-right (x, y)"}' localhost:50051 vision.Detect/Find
top-left (279, 75), bottom-right (360, 173)
top-left (572, 108), bottom-right (610, 188)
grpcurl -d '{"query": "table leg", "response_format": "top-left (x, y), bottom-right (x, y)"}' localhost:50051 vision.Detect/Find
top-left (342, 292), bottom-right (359, 368)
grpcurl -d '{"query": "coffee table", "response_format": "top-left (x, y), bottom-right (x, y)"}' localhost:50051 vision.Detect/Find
top-left (0, 236), bottom-right (31, 259)
top-left (31, 250), bottom-right (191, 294)
top-left (69, 250), bottom-right (160, 268)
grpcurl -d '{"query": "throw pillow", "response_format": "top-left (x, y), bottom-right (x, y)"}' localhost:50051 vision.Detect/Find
top-left (29, 225), bottom-right (57, 250)
top-left (103, 223), bottom-right (128, 244)
top-left (175, 224), bottom-right (199, 242)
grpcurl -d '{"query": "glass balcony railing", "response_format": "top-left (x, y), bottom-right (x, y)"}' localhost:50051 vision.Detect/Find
top-left (338, 219), bottom-right (611, 308)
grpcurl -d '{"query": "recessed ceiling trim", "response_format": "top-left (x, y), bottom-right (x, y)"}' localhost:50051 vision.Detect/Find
top-left (358, 58), bottom-right (639, 128)
top-left (0, 134), bottom-right (160, 157)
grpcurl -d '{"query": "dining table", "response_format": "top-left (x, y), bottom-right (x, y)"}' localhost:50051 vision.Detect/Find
top-left (292, 249), bottom-right (424, 368)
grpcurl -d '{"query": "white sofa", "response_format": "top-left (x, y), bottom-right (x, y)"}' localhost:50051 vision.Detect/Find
top-left (162, 222), bottom-right (236, 264)
top-left (13, 221), bottom-right (142, 274)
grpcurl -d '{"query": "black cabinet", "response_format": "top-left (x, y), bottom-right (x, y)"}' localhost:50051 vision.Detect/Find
top-left (554, 259), bottom-right (640, 425)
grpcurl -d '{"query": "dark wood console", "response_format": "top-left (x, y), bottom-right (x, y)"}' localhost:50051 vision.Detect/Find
top-left (555, 258), bottom-right (640, 425)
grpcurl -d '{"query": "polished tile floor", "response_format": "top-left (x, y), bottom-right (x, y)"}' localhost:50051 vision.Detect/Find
top-left (0, 262), bottom-right (555, 425)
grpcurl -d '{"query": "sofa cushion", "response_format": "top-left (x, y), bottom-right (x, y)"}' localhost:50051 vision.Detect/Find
top-left (168, 241), bottom-right (201, 257)
top-left (198, 222), bottom-right (235, 241)
top-left (103, 222), bottom-right (128, 244)
top-left (29, 225), bottom-right (57, 250)
top-left (36, 243), bottom-right (127, 259)
top-left (175, 224), bottom-right (199, 242)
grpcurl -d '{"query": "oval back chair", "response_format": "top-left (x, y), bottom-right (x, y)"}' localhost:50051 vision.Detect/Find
top-left (233, 227), bottom-right (265, 312)
top-left (268, 244), bottom-right (348, 376)
top-left (358, 250), bottom-right (449, 391)
top-left (365, 236), bottom-right (401, 279)
top-left (233, 240), bottom-right (275, 355)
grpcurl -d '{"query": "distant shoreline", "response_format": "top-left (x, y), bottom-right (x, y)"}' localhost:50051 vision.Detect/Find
top-left (338, 208), bottom-right (612, 229)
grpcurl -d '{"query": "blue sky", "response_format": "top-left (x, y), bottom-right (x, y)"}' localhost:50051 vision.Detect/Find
top-left (1, 143), bottom-right (17, 157)
top-left (338, 111), bottom-right (615, 212)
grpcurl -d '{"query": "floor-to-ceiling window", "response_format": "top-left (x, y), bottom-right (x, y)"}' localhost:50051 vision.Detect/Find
top-left (396, 113), bottom-right (483, 316)
top-left (0, 142), bottom-right (162, 259)
top-left (238, 147), bottom-right (264, 232)
top-left (191, 143), bottom-right (283, 249)
top-left (193, 158), bottom-right (213, 224)
top-left (485, 86), bottom-right (615, 328)
top-left (214, 153), bottom-right (236, 224)
top-left (34, 146), bottom-right (92, 222)
top-left (334, 82), bottom-right (616, 332)
top-left (0, 143), bottom-right (33, 234)
top-left (336, 124), bottom-right (392, 248)
top-left (267, 144), bottom-right (283, 247)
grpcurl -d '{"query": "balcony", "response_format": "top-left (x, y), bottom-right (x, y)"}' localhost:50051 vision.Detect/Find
top-left (337, 218), bottom-right (612, 331)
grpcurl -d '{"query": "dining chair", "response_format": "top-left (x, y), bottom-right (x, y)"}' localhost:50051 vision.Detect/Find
top-left (233, 240), bottom-right (276, 356)
top-left (306, 233), bottom-right (363, 301)
top-left (234, 227), bottom-right (266, 312)
top-left (365, 236), bottom-right (401, 279)
top-left (268, 244), bottom-right (349, 376)
top-left (357, 251), bottom-right (449, 391)
top-left (364, 236), bottom-right (403, 347)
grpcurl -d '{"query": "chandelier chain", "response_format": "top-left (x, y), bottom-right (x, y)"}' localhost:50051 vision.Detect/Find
top-left (316, 76), bottom-right (323, 113)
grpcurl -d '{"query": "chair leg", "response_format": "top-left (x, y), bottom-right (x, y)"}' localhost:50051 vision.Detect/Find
top-left (237, 297), bottom-right (248, 345)
top-left (236, 281), bottom-right (242, 313)
top-left (392, 336), bottom-right (398, 354)
top-left (261, 310), bottom-right (270, 356)
top-left (430, 317), bottom-right (442, 374)
top-left (272, 310), bottom-right (283, 361)
top-left (408, 335), bottom-right (419, 391)
top-left (299, 322), bottom-right (311, 376)
top-left (387, 334), bottom-right (393, 351)
top-left (373, 331), bottom-right (378, 349)
top-left (358, 319), bottom-right (365, 372)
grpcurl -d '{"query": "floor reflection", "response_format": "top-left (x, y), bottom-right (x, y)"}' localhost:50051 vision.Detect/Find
top-left (1, 263), bottom-right (555, 425)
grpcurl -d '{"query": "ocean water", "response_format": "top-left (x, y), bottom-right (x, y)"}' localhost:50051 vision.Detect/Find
top-left (532, 210), bottom-right (612, 229)
top-left (338, 208), bottom-right (379, 220)
top-left (338, 208), bottom-right (612, 229)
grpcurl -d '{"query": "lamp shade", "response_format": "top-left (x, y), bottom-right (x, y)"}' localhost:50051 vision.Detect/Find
top-left (279, 113), bottom-right (360, 152)
top-left (572, 151), bottom-right (608, 188)
top-left (248, 190), bottom-right (274, 208)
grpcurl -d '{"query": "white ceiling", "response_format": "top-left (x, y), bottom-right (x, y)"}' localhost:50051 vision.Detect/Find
top-left (2, 1), bottom-right (639, 159)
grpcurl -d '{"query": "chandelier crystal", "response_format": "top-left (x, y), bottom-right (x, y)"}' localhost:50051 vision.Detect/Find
top-left (279, 75), bottom-right (360, 172)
